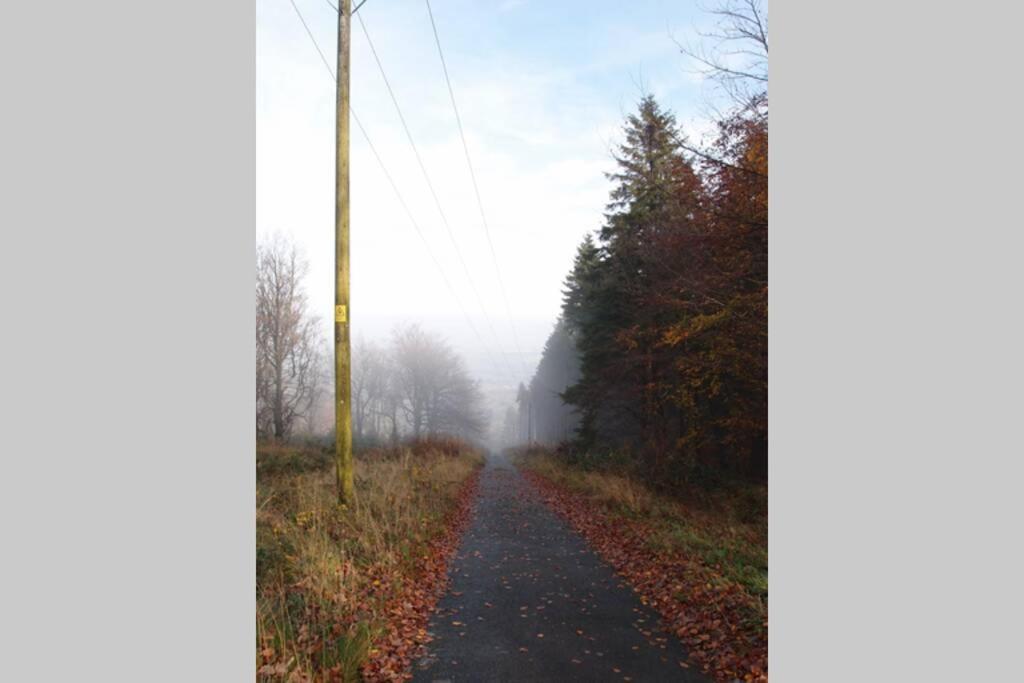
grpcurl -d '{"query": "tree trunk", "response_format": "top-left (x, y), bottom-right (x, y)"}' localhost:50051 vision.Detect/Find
top-left (273, 362), bottom-right (285, 439)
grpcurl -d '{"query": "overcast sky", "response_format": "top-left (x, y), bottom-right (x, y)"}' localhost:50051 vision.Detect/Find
top-left (257, 0), bottom-right (716, 395)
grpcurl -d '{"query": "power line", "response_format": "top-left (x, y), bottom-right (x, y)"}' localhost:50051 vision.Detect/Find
top-left (285, 0), bottom-right (514, 385)
top-left (350, 109), bottom-right (506, 379)
top-left (423, 0), bottom-right (532, 379)
top-left (355, 12), bottom-right (521, 384)
top-left (288, 0), bottom-right (334, 80)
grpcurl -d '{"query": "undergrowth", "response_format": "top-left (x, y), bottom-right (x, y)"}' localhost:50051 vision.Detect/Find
top-left (516, 447), bottom-right (767, 681)
top-left (517, 447), bottom-right (766, 599)
top-left (256, 438), bottom-right (483, 681)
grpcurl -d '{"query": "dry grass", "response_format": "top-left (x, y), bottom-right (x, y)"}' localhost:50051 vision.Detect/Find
top-left (517, 448), bottom-right (768, 681)
top-left (256, 440), bottom-right (483, 681)
top-left (517, 450), bottom-right (767, 600)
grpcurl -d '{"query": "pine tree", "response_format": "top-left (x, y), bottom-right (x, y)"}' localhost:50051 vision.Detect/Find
top-left (561, 233), bottom-right (601, 334)
top-left (527, 317), bottom-right (581, 444)
top-left (564, 96), bottom-right (705, 462)
top-left (533, 92), bottom-right (767, 487)
top-left (603, 96), bottom-right (702, 259)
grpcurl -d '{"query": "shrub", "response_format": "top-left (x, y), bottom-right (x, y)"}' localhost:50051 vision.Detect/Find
top-left (256, 442), bottom-right (333, 478)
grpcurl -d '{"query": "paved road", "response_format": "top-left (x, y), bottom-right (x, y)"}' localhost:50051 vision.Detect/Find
top-left (413, 452), bottom-right (709, 683)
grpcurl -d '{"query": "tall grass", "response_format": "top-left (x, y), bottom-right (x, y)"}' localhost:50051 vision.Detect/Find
top-left (517, 449), bottom-right (767, 601)
top-left (256, 440), bottom-right (483, 681)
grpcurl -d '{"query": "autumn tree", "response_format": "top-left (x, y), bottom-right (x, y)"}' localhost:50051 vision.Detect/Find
top-left (517, 0), bottom-right (770, 486)
top-left (559, 96), bottom-right (706, 467)
top-left (544, 85), bottom-right (766, 485)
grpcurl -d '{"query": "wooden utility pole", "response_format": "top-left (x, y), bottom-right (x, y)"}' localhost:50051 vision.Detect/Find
top-left (335, 0), bottom-right (354, 505)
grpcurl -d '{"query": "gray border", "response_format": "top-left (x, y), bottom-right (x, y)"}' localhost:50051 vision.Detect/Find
top-left (771, 1), bottom-right (1023, 680)
top-left (3, 0), bottom-right (1023, 680)
top-left (1, 0), bottom-right (255, 679)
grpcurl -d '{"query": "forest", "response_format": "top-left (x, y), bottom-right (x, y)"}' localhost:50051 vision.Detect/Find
top-left (516, 89), bottom-right (767, 489)
top-left (256, 234), bottom-right (486, 446)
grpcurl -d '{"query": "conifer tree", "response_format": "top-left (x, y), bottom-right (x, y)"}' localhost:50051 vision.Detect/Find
top-left (528, 87), bottom-right (767, 486)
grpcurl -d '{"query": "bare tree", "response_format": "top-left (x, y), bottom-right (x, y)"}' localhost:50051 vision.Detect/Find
top-left (352, 338), bottom-right (393, 444)
top-left (677, 0), bottom-right (767, 115)
top-left (391, 324), bottom-right (486, 442)
top-left (392, 325), bottom-right (432, 439)
top-left (425, 356), bottom-right (487, 440)
top-left (301, 337), bottom-right (332, 436)
top-left (256, 233), bottom-right (323, 440)
top-left (352, 338), bottom-right (372, 441)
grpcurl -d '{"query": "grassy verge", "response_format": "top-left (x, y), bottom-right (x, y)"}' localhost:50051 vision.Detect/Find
top-left (257, 438), bottom-right (483, 682)
top-left (516, 447), bottom-right (767, 682)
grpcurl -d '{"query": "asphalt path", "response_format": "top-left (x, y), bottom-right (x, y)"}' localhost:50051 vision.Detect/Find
top-left (412, 451), bottom-right (709, 683)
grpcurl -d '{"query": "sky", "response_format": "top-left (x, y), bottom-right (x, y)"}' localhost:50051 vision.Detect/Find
top-left (257, 0), bottom-right (718, 412)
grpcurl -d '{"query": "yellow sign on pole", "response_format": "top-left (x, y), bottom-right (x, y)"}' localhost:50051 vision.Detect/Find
top-left (335, 304), bottom-right (347, 323)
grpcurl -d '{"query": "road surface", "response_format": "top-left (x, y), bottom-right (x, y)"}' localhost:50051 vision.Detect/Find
top-left (413, 451), bottom-right (709, 682)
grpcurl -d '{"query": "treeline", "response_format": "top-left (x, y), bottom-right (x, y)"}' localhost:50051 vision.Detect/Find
top-left (256, 234), bottom-right (486, 445)
top-left (352, 326), bottom-right (487, 447)
top-left (507, 319), bottom-right (581, 445)
top-left (522, 2), bottom-right (767, 487)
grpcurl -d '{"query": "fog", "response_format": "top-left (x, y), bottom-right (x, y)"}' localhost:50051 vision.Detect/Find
top-left (351, 312), bottom-right (554, 446)
top-left (257, 0), bottom-right (714, 445)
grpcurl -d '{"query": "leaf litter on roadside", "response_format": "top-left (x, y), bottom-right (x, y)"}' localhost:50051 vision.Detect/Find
top-left (522, 468), bottom-right (768, 683)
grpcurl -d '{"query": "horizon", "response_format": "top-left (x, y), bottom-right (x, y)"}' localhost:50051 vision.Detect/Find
top-left (257, 0), bottom-right (722, 407)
